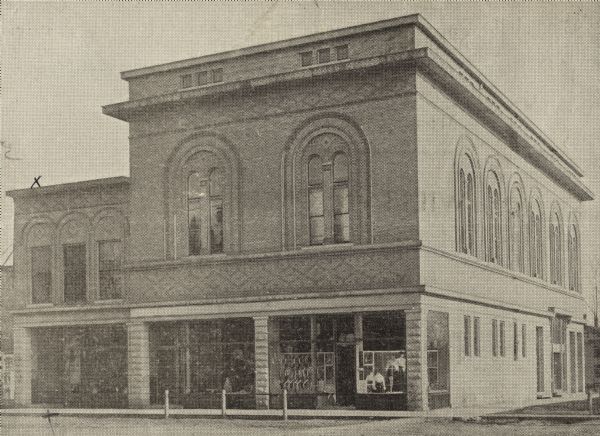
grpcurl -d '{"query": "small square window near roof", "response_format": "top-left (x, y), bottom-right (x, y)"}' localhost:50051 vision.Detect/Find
top-left (300, 51), bottom-right (312, 67)
top-left (181, 74), bottom-right (192, 89)
top-left (336, 45), bottom-right (348, 61)
top-left (197, 71), bottom-right (209, 86)
top-left (211, 68), bottom-right (223, 83)
top-left (317, 48), bottom-right (330, 64)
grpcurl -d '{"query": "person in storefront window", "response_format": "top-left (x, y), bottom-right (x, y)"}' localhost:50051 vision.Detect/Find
top-left (373, 372), bottom-right (386, 393)
top-left (385, 353), bottom-right (406, 393)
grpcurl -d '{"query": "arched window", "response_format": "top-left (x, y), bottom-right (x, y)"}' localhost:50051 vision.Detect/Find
top-left (456, 155), bottom-right (477, 256)
top-left (485, 171), bottom-right (502, 265)
top-left (308, 155), bottom-right (324, 245)
top-left (333, 153), bottom-right (350, 243)
top-left (306, 150), bottom-right (350, 245)
top-left (529, 199), bottom-right (544, 279)
top-left (568, 224), bottom-right (580, 292)
top-left (187, 167), bottom-right (225, 255)
top-left (549, 211), bottom-right (563, 286)
top-left (509, 186), bottom-right (525, 273)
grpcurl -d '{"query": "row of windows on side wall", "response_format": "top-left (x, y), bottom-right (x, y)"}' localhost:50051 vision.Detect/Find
top-left (300, 44), bottom-right (349, 67)
top-left (464, 316), bottom-right (527, 360)
top-left (30, 240), bottom-right (123, 305)
top-left (456, 153), bottom-right (581, 292)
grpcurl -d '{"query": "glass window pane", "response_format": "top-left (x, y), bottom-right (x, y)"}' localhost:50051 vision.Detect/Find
top-left (99, 241), bottom-right (122, 300)
top-left (211, 68), bottom-right (223, 83)
top-left (197, 71), bottom-right (209, 86)
top-left (310, 217), bottom-right (325, 245)
top-left (31, 246), bottom-right (52, 304)
top-left (334, 185), bottom-right (348, 214)
top-left (309, 188), bottom-right (324, 217)
top-left (334, 214), bottom-right (350, 243)
top-left (64, 244), bottom-right (87, 304)
top-left (335, 45), bottom-right (349, 60)
top-left (308, 156), bottom-right (322, 186)
top-left (300, 51), bottom-right (312, 66)
top-left (188, 173), bottom-right (207, 199)
top-left (210, 200), bottom-right (223, 253)
top-left (209, 168), bottom-right (224, 197)
top-left (317, 48), bottom-right (330, 63)
top-left (333, 153), bottom-right (348, 182)
top-left (181, 74), bottom-right (192, 88)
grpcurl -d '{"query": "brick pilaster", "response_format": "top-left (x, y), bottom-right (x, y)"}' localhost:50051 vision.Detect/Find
top-left (127, 321), bottom-right (150, 408)
top-left (13, 327), bottom-right (32, 406)
top-left (254, 316), bottom-right (269, 409)
top-left (406, 307), bottom-right (428, 411)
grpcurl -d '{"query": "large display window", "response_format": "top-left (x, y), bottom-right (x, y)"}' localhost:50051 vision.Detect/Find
top-left (149, 318), bottom-right (254, 408)
top-left (357, 312), bottom-right (406, 395)
top-left (31, 325), bottom-right (127, 407)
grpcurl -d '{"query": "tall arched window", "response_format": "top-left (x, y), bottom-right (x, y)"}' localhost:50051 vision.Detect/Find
top-left (549, 211), bottom-right (563, 286)
top-left (333, 153), bottom-right (350, 243)
top-left (457, 155), bottom-right (477, 256)
top-left (308, 155), bottom-right (324, 245)
top-left (568, 224), bottom-right (580, 292)
top-left (529, 199), bottom-right (543, 279)
top-left (307, 150), bottom-right (350, 245)
top-left (485, 171), bottom-right (503, 265)
top-left (187, 167), bottom-right (225, 255)
top-left (509, 186), bottom-right (525, 273)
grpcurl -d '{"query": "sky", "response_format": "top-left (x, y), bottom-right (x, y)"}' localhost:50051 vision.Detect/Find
top-left (1, 1), bottom-right (599, 311)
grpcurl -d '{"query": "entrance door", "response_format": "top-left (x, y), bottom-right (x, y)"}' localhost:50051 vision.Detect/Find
top-left (335, 344), bottom-right (356, 406)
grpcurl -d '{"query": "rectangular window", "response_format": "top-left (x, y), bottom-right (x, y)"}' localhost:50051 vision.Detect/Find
top-left (492, 319), bottom-right (498, 357)
top-left (197, 71), bottom-right (209, 86)
top-left (427, 311), bottom-right (449, 393)
top-left (181, 74), bottom-right (192, 89)
top-left (473, 317), bottom-right (480, 357)
top-left (499, 321), bottom-right (505, 357)
top-left (570, 331), bottom-right (577, 393)
top-left (464, 316), bottom-right (471, 356)
top-left (63, 244), bottom-right (86, 304)
top-left (522, 324), bottom-right (527, 358)
top-left (536, 326), bottom-right (544, 392)
top-left (335, 44), bottom-right (349, 60)
top-left (317, 48), bottom-right (331, 64)
top-left (211, 68), bottom-right (223, 83)
top-left (577, 332), bottom-right (583, 392)
top-left (98, 240), bottom-right (123, 300)
top-left (31, 246), bottom-right (52, 304)
top-left (513, 322), bottom-right (519, 360)
top-left (300, 51), bottom-right (312, 66)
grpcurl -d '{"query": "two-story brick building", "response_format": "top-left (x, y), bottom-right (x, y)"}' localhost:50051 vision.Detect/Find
top-left (7, 14), bottom-right (594, 411)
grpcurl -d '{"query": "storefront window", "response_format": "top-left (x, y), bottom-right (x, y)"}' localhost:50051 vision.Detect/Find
top-left (358, 312), bottom-right (406, 394)
top-left (149, 318), bottom-right (254, 406)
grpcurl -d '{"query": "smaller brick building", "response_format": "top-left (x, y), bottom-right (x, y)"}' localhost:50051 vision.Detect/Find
top-left (6, 14), bottom-right (594, 411)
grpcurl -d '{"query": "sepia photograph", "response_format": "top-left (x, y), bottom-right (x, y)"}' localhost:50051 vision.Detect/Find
top-left (1, 1), bottom-right (599, 434)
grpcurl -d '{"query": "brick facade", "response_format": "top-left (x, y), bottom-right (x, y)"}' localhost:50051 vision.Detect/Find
top-left (5, 15), bottom-right (593, 411)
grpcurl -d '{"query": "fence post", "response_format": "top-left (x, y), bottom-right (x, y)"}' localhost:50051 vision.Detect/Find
top-left (221, 389), bottom-right (227, 418)
top-left (164, 389), bottom-right (169, 419)
top-left (282, 389), bottom-right (288, 421)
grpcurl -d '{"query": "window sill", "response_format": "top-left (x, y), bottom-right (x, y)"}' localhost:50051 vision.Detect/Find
top-left (26, 303), bottom-right (53, 309)
top-left (300, 243), bottom-right (354, 252)
top-left (94, 299), bottom-right (124, 305)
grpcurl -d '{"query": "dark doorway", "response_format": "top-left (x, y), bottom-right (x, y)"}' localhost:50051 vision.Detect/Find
top-left (335, 344), bottom-right (355, 406)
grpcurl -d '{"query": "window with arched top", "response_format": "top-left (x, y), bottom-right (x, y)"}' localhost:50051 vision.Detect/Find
top-left (187, 167), bottom-right (225, 255)
top-left (284, 118), bottom-right (371, 249)
top-left (306, 149), bottom-right (350, 245)
top-left (456, 155), bottom-right (477, 256)
top-left (549, 210), bottom-right (563, 286)
top-left (485, 171), bottom-right (503, 265)
top-left (509, 186), bottom-right (525, 273)
top-left (568, 224), bottom-right (580, 292)
top-left (529, 199), bottom-right (544, 279)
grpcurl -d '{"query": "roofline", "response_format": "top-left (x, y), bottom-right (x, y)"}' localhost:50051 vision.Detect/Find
top-left (116, 13), bottom-right (583, 179)
top-left (6, 176), bottom-right (130, 198)
top-left (120, 14), bottom-right (422, 79)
